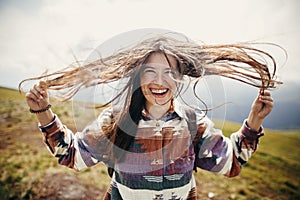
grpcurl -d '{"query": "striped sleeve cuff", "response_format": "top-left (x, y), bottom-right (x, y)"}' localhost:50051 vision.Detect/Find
top-left (241, 120), bottom-right (264, 141)
top-left (38, 115), bottom-right (63, 135)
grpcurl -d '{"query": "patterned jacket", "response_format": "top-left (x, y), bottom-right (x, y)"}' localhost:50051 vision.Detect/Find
top-left (39, 101), bottom-right (264, 200)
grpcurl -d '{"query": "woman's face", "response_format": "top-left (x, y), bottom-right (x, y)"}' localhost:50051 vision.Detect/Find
top-left (140, 52), bottom-right (179, 108)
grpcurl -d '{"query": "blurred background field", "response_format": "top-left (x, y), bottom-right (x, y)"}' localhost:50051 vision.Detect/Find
top-left (0, 86), bottom-right (299, 200)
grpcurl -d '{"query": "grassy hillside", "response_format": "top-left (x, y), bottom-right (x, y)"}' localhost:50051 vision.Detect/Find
top-left (0, 87), bottom-right (299, 200)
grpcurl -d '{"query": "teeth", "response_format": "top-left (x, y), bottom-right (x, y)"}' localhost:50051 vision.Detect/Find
top-left (151, 88), bottom-right (167, 94)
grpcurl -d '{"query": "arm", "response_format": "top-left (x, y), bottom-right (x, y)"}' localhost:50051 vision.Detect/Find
top-left (193, 90), bottom-right (273, 177)
top-left (26, 81), bottom-right (113, 171)
top-left (228, 90), bottom-right (273, 176)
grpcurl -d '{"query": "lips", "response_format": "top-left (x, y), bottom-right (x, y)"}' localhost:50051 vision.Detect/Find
top-left (150, 88), bottom-right (168, 94)
top-left (150, 88), bottom-right (169, 97)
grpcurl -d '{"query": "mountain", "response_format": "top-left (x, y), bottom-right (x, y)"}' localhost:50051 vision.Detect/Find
top-left (6, 77), bottom-right (300, 130)
top-left (221, 79), bottom-right (300, 130)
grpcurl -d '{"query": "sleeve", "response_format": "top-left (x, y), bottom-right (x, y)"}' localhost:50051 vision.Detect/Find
top-left (38, 107), bottom-right (114, 171)
top-left (193, 110), bottom-right (264, 177)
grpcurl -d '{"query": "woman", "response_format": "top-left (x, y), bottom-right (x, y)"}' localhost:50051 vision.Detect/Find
top-left (20, 34), bottom-right (280, 200)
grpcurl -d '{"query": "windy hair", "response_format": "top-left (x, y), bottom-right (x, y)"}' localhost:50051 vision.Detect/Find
top-left (19, 35), bottom-right (282, 102)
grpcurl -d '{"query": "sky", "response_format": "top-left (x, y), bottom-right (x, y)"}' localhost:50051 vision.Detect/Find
top-left (0, 0), bottom-right (299, 90)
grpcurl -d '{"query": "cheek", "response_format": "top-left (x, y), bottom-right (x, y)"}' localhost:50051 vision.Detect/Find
top-left (166, 80), bottom-right (178, 93)
top-left (140, 83), bottom-right (150, 96)
top-left (140, 75), bottom-right (153, 92)
top-left (140, 74), bottom-right (152, 85)
top-left (140, 76), bottom-right (147, 88)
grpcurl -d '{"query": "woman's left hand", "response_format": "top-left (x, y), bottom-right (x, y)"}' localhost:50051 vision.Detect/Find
top-left (247, 89), bottom-right (274, 131)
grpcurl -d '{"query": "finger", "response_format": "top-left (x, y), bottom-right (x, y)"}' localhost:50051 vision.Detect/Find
top-left (259, 98), bottom-right (274, 109)
top-left (39, 81), bottom-right (49, 98)
top-left (259, 95), bottom-right (273, 102)
top-left (258, 90), bottom-right (272, 101)
top-left (260, 98), bottom-right (274, 105)
top-left (34, 84), bottom-right (43, 95)
top-left (39, 80), bottom-right (47, 89)
top-left (259, 90), bottom-right (272, 98)
top-left (26, 92), bottom-right (39, 102)
top-left (30, 87), bottom-right (41, 100)
top-left (261, 90), bottom-right (271, 97)
top-left (259, 88), bottom-right (265, 95)
top-left (34, 84), bottom-right (46, 99)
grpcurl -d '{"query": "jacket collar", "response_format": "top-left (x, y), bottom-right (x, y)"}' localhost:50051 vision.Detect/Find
top-left (141, 99), bottom-right (184, 121)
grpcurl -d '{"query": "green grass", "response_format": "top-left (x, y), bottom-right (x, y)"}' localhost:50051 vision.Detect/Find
top-left (0, 87), bottom-right (299, 199)
top-left (192, 120), bottom-right (300, 200)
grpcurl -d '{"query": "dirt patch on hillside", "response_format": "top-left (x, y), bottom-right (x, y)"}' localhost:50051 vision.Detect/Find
top-left (32, 171), bottom-right (106, 200)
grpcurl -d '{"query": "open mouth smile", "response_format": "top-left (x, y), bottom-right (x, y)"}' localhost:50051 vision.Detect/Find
top-left (150, 88), bottom-right (169, 97)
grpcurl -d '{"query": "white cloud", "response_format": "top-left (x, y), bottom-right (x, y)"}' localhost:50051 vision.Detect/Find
top-left (0, 0), bottom-right (299, 88)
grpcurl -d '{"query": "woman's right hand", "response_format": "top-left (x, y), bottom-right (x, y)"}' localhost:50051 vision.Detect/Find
top-left (25, 81), bottom-right (50, 111)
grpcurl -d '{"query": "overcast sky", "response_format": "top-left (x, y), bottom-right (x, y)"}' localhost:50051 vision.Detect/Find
top-left (0, 0), bottom-right (299, 89)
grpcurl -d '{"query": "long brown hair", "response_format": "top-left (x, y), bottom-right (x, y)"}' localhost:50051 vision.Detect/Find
top-left (19, 34), bottom-right (283, 161)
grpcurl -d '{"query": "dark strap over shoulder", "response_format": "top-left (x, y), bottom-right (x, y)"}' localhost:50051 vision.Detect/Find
top-left (184, 107), bottom-right (197, 141)
top-left (184, 107), bottom-right (200, 172)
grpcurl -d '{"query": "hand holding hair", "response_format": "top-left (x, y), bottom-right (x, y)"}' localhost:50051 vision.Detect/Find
top-left (247, 89), bottom-right (274, 131)
top-left (26, 81), bottom-right (54, 126)
top-left (26, 81), bottom-right (50, 111)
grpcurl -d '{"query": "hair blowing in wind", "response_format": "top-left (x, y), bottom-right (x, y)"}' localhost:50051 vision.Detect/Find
top-left (19, 35), bottom-right (283, 103)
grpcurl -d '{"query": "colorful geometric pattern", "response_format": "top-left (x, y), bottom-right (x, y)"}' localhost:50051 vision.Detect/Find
top-left (38, 101), bottom-right (264, 199)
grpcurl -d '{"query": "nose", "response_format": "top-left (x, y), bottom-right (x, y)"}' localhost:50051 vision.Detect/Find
top-left (154, 72), bottom-right (165, 85)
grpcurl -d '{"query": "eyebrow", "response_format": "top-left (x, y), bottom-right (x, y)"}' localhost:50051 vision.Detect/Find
top-left (143, 64), bottom-right (172, 69)
top-left (143, 65), bottom-right (155, 69)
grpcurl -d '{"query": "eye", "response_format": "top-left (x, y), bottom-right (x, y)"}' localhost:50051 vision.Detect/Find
top-left (165, 69), bottom-right (178, 77)
top-left (143, 66), bottom-right (157, 75)
top-left (164, 69), bottom-right (172, 74)
top-left (144, 69), bottom-right (156, 73)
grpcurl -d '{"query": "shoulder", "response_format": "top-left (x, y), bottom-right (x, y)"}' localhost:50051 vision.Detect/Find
top-left (180, 105), bottom-right (215, 137)
top-left (97, 105), bottom-right (124, 125)
top-left (97, 107), bottom-right (114, 126)
top-left (194, 108), bottom-right (213, 127)
top-left (178, 104), bottom-right (213, 126)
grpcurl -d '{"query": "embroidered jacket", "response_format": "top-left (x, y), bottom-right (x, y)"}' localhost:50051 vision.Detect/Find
top-left (39, 101), bottom-right (264, 200)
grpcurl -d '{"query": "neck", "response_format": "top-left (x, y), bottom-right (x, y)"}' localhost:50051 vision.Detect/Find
top-left (146, 101), bottom-right (171, 120)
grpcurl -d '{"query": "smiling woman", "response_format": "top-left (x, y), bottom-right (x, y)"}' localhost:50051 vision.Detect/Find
top-left (140, 52), bottom-right (179, 119)
top-left (19, 30), bottom-right (282, 200)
